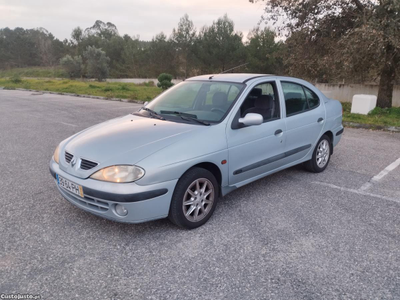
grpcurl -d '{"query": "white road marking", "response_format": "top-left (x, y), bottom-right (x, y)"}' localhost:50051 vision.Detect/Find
top-left (313, 181), bottom-right (400, 204)
top-left (372, 158), bottom-right (400, 181)
top-left (359, 182), bottom-right (372, 191)
top-left (360, 158), bottom-right (400, 191)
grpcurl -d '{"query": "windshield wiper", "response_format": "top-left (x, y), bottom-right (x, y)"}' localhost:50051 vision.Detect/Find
top-left (160, 110), bottom-right (210, 126)
top-left (180, 115), bottom-right (210, 126)
top-left (160, 110), bottom-right (197, 118)
top-left (141, 107), bottom-right (165, 120)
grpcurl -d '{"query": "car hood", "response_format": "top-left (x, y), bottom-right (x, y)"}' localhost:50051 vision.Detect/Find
top-left (60, 114), bottom-right (204, 178)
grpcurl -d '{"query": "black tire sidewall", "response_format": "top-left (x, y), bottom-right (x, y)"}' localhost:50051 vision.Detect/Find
top-left (169, 167), bottom-right (219, 229)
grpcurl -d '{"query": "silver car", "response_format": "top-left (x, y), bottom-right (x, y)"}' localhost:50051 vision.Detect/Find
top-left (49, 74), bottom-right (343, 229)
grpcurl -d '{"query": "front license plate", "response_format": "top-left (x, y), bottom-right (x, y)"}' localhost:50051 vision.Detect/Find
top-left (57, 174), bottom-right (84, 197)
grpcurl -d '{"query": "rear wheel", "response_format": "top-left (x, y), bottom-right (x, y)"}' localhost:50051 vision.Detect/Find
top-left (304, 135), bottom-right (332, 173)
top-left (168, 168), bottom-right (219, 229)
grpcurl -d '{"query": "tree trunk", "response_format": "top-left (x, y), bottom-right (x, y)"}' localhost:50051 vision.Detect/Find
top-left (377, 44), bottom-right (397, 108)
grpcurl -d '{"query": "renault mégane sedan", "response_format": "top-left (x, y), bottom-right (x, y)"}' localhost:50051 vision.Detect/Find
top-left (49, 74), bottom-right (343, 229)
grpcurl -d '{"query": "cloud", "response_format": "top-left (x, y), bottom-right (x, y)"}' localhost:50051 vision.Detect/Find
top-left (0, 0), bottom-right (271, 41)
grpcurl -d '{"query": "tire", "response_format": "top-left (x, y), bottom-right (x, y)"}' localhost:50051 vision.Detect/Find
top-left (168, 167), bottom-right (219, 229)
top-left (304, 134), bottom-right (332, 173)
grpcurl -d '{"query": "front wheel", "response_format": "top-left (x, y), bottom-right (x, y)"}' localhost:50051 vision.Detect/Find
top-left (168, 168), bottom-right (219, 229)
top-left (304, 135), bottom-right (332, 173)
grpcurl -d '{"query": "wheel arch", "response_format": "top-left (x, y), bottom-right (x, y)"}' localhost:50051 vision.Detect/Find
top-left (186, 162), bottom-right (223, 195)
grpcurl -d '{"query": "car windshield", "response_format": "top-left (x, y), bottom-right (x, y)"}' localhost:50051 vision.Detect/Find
top-left (139, 81), bottom-right (245, 123)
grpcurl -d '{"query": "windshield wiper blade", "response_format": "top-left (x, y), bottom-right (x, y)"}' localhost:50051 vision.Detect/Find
top-left (179, 115), bottom-right (210, 126)
top-left (160, 110), bottom-right (197, 119)
top-left (159, 110), bottom-right (210, 126)
top-left (141, 107), bottom-right (165, 120)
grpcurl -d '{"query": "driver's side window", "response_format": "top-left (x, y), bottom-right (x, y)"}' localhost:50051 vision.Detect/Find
top-left (239, 82), bottom-right (280, 122)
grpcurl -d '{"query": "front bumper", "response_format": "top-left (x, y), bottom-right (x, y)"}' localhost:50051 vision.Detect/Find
top-left (49, 160), bottom-right (178, 223)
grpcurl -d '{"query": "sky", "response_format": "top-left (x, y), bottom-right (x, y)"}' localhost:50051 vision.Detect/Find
top-left (0, 0), bottom-right (271, 41)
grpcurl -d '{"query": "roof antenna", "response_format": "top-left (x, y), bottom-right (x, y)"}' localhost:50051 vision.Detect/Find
top-left (209, 75), bottom-right (214, 80)
top-left (219, 62), bottom-right (249, 74)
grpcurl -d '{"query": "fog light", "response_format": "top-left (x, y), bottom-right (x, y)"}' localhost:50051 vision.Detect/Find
top-left (115, 204), bottom-right (128, 217)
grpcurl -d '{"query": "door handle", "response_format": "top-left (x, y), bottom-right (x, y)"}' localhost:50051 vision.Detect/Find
top-left (317, 117), bottom-right (324, 123)
top-left (275, 129), bottom-right (283, 136)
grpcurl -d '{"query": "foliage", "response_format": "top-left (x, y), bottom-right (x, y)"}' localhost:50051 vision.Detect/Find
top-left (83, 46), bottom-right (110, 81)
top-left (195, 15), bottom-right (247, 73)
top-left (0, 27), bottom-right (68, 69)
top-left (60, 55), bottom-right (83, 79)
top-left (10, 75), bottom-right (23, 83)
top-left (246, 27), bottom-right (284, 74)
top-left (2, 13), bottom-right (397, 106)
top-left (251, 0), bottom-right (400, 107)
top-left (0, 16), bottom-right (281, 79)
top-left (157, 73), bottom-right (174, 90)
top-left (0, 78), bottom-right (161, 101)
top-left (170, 14), bottom-right (197, 78)
top-left (0, 66), bottom-right (67, 78)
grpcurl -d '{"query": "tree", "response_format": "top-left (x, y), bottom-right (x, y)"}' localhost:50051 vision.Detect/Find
top-left (195, 15), bottom-right (246, 73)
top-left (60, 55), bottom-right (83, 78)
top-left (71, 27), bottom-right (83, 45)
top-left (157, 73), bottom-right (174, 90)
top-left (146, 32), bottom-right (177, 77)
top-left (83, 46), bottom-right (110, 81)
top-left (246, 27), bottom-right (284, 74)
top-left (170, 14), bottom-right (197, 78)
top-left (84, 20), bottom-right (119, 40)
top-left (251, 0), bottom-right (400, 108)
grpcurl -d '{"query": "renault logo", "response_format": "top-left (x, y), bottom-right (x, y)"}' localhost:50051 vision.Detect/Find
top-left (70, 158), bottom-right (77, 167)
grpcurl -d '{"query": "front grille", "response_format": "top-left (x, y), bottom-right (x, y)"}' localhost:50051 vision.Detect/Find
top-left (80, 158), bottom-right (98, 170)
top-left (65, 152), bottom-right (73, 163)
top-left (58, 185), bottom-right (109, 212)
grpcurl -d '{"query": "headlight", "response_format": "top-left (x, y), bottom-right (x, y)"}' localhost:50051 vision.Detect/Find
top-left (90, 165), bottom-right (145, 183)
top-left (53, 145), bottom-right (60, 164)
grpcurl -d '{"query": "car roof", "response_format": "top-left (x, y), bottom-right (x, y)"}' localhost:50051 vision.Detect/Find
top-left (186, 73), bottom-right (274, 83)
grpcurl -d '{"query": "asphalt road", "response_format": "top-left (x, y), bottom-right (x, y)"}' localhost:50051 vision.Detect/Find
top-left (1, 90), bottom-right (400, 300)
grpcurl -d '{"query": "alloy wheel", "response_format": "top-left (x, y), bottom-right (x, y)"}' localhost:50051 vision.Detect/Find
top-left (316, 139), bottom-right (330, 168)
top-left (182, 178), bottom-right (215, 222)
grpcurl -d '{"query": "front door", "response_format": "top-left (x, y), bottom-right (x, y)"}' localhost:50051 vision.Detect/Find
top-left (227, 81), bottom-right (286, 186)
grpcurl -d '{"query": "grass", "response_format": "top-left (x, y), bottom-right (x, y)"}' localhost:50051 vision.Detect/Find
top-left (0, 78), bottom-right (162, 101)
top-left (0, 66), bottom-right (68, 78)
top-left (342, 102), bottom-right (400, 128)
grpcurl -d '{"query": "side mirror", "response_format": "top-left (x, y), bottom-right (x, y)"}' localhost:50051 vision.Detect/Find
top-left (238, 113), bottom-right (263, 126)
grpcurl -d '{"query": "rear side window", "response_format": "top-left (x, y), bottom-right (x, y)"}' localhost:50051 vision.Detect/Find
top-left (304, 87), bottom-right (319, 109)
top-left (282, 82), bottom-right (307, 116)
top-left (282, 82), bottom-right (320, 116)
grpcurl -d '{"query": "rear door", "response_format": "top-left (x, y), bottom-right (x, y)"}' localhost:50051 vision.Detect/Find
top-left (278, 80), bottom-right (325, 164)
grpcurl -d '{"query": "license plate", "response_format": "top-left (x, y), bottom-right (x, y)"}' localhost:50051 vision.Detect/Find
top-left (57, 174), bottom-right (84, 197)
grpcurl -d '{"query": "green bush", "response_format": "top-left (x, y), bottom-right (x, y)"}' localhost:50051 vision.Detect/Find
top-left (119, 84), bottom-right (130, 91)
top-left (83, 46), bottom-right (110, 82)
top-left (10, 75), bottom-right (23, 84)
top-left (60, 55), bottom-right (83, 79)
top-left (157, 73), bottom-right (174, 90)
